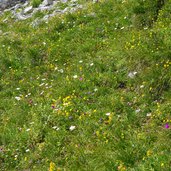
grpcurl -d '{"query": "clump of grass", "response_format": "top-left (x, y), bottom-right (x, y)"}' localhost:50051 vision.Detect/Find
top-left (31, 0), bottom-right (43, 8)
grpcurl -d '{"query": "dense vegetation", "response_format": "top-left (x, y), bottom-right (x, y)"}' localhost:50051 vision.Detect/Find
top-left (0, 0), bottom-right (171, 170)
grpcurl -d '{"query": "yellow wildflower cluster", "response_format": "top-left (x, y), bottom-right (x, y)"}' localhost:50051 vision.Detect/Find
top-left (163, 60), bottom-right (171, 69)
top-left (125, 33), bottom-right (141, 50)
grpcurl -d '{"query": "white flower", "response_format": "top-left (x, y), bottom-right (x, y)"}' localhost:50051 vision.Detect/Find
top-left (39, 83), bottom-right (45, 87)
top-left (25, 149), bottom-right (30, 152)
top-left (69, 125), bottom-right (76, 131)
top-left (90, 63), bottom-right (94, 66)
top-left (140, 85), bottom-right (144, 88)
top-left (73, 75), bottom-right (78, 79)
top-left (106, 113), bottom-right (110, 116)
top-left (26, 129), bottom-right (31, 132)
top-left (79, 60), bottom-right (83, 63)
top-left (94, 88), bottom-right (98, 92)
top-left (58, 69), bottom-right (64, 73)
top-left (135, 109), bottom-right (141, 113)
top-left (146, 113), bottom-right (152, 117)
top-left (52, 126), bottom-right (59, 131)
top-left (16, 88), bottom-right (20, 90)
top-left (15, 96), bottom-right (21, 101)
top-left (40, 91), bottom-right (44, 95)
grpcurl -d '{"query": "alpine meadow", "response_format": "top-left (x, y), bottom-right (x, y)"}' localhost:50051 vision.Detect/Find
top-left (0, 0), bottom-right (171, 170)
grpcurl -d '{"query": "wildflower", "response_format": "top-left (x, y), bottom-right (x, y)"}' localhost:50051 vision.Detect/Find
top-left (51, 104), bottom-right (55, 109)
top-left (118, 164), bottom-right (126, 170)
top-left (28, 93), bottom-right (31, 96)
top-left (146, 113), bottom-right (151, 117)
top-left (161, 163), bottom-right (164, 167)
top-left (73, 75), bottom-right (78, 79)
top-left (26, 128), bottom-right (31, 132)
top-left (135, 109), bottom-right (141, 113)
top-left (40, 91), bottom-right (44, 95)
top-left (16, 88), bottom-right (20, 90)
top-left (106, 113), bottom-right (110, 116)
top-left (25, 149), bottom-right (30, 152)
top-left (165, 123), bottom-right (169, 129)
top-left (69, 125), bottom-right (76, 131)
top-left (14, 155), bottom-right (18, 160)
top-left (90, 63), bottom-right (94, 66)
top-left (94, 88), bottom-right (98, 92)
top-left (147, 150), bottom-right (152, 156)
top-left (0, 146), bottom-right (4, 153)
top-left (58, 69), bottom-right (64, 73)
top-left (39, 83), bottom-right (45, 87)
top-left (15, 96), bottom-right (21, 101)
top-left (49, 162), bottom-right (56, 171)
top-left (52, 126), bottom-right (59, 131)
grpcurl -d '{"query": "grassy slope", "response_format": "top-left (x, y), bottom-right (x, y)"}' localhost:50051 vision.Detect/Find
top-left (0, 0), bottom-right (171, 170)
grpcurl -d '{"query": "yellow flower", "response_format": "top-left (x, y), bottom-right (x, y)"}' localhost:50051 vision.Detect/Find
top-left (147, 150), bottom-right (152, 157)
top-left (161, 163), bottom-right (164, 167)
top-left (118, 164), bottom-right (126, 171)
top-left (49, 162), bottom-right (56, 171)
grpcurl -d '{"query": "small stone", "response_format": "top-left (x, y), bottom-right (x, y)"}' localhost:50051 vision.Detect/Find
top-left (14, 4), bottom-right (22, 10)
top-left (128, 71), bottom-right (137, 79)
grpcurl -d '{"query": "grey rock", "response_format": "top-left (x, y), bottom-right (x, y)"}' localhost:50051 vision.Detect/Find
top-left (40, 0), bottom-right (53, 6)
top-left (23, 6), bottom-right (33, 14)
top-left (15, 13), bottom-right (30, 20)
top-left (14, 4), bottom-right (22, 10)
top-left (38, 6), bottom-right (52, 11)
top-left (61, 0), bottom-right (68, 3)
top-left (0, 0), bottom-right (26, 11)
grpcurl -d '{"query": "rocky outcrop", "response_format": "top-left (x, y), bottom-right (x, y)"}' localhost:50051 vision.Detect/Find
top-left (0, 0), bottom-right (26, 10)
top-left (0, 0), bottom-right (83, 27)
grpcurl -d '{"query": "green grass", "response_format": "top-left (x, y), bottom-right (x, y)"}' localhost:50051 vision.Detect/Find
top-left (0, 0), bottom-right (171, 170)
top-left (31, 0), bottom-right (43, 8)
